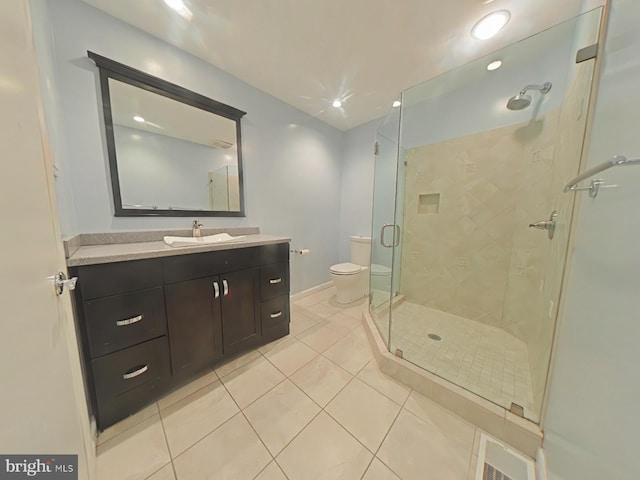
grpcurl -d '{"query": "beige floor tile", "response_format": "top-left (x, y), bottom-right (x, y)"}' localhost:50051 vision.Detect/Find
top-left (356, 361), bottom-right (411, 406)
top-left (378, 410), bottom-right (471, 480)
top-left (146, 463), bottom-right (175, 480)
top-left (326, 378), bottom-right (401, 452)
top-left (326, 312), bottom-right (363, 331)
top-left (305, 302), bottom-right (340, 319)
top-left (161, 380), bottom-right (239, 457)
top-left (348, 324), bottom-right (371, 346)
top-left (214, 350), bottom-right (262, 377)
top-left (296, 324), bottom-right (343, 353)
top-left (340, 301), bottom-right (367, 320)
top-left (322, 336), bottom-right (372, 375)
top-left (173, 413), bottom-right (271, 480)
top-left (220, 356), bottom-right (286, 408)
top-left (97, 415), bottom-right (170, 480)
top-left (263, 337), bottom-right (318, 376)
top-left (276, 412), bottom-right (373, 480)
top-left (97, 402), bottom-right (158, 446)
top-left (289, 355), bottom-right (353, 407)
top-left (258, 334), bottom-right (293, 354)
top-left (362, 458), bottom-right (401, 480)
top-left (289, 310), bottom-right (319, 335)
top-left (254, 461), bottom-right (288, 480)
top-left (244, 379), bottom-right (320, 456)
top-left (292, 294), bottom-right (320, 308)
top-left (157, 370), bottom-right (218, 411)
top-left (403, 391), bottom-right (476, 451)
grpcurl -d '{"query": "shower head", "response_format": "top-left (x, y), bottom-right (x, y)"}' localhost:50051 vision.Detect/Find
top-left (507, 82), bottom-right (552, 111)
top-left (506, 93), bottom-right (532, 110)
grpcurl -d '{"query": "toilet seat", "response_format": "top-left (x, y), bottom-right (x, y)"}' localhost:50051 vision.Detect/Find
top-left (329, 262), bottom-right (364, 275)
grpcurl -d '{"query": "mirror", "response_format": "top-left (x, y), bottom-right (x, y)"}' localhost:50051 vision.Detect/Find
top-left (89, 51), bottom-right (246, 217)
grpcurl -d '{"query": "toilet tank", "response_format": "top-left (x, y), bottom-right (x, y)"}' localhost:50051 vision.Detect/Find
top-left (350, 236), bottom-right (372, 266)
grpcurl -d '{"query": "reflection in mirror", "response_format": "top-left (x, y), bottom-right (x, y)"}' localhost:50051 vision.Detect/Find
top-left (89, 51), bottom-right (246, 217)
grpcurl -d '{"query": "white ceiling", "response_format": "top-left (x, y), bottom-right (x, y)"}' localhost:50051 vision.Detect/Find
top-left (80, 0), bottom-right (597, 130)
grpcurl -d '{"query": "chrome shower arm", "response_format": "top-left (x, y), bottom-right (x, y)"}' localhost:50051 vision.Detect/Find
top-left (520, 82), bottom-right (552, 95)
top-left (564, 155), bottom-right (640, 192)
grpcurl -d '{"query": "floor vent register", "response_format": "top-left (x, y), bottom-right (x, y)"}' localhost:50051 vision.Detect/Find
top-left (476, 434), bottom-right (536, 480)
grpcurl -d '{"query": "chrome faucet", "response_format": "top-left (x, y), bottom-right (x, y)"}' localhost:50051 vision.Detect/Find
top-left (192, 220), bottom-right (203, 237)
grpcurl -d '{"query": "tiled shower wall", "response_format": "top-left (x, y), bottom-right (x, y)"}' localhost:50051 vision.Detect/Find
top-left (400, 110), bottom-right (560, 330)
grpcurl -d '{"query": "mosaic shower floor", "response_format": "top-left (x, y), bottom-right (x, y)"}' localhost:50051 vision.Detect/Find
top-left (389, 301), bottom-right (537, 421)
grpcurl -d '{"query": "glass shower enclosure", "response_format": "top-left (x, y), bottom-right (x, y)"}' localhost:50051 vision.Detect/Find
top-left (369, 8), bottom-right (603, 422)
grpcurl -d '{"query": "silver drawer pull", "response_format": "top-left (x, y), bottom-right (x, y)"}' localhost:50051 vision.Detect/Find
top-left (122, 365), bottom-right (148, 380)
top-left (270, 311), bottom-right (283, 319)
top-left (223, 279), bottom-right (229, 296)
top-left (116, 314), bottom-right (143, 327)
top-left (269, 278), bottom-right (282, 284)
top-left (213, 281), bottom-right (220, 298)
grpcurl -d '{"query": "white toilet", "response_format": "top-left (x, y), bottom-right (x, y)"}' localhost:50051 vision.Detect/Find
top-left (330, 236), bottom-right (372, 304)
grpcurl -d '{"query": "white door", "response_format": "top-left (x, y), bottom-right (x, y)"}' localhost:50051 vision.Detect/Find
top-left (0, 1), bottom-right (95, 478)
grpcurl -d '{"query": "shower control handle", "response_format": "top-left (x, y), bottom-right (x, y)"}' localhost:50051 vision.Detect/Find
top-left (529, 210), bottom-right (558, 240)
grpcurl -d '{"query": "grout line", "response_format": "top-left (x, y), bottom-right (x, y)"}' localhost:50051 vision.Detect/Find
top-left (156, 405), bottom-right (179, 480)
top-left (142, 461), bottom-right (173, 480)
top-left (219, 376), bottom-right (278, 463)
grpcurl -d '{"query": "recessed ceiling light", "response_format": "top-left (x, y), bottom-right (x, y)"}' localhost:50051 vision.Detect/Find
top-left (163, 0), bottom-right (193, 20)
top-left (487, 60), bottom-right (502, 71)
top-left (471, 10), bottom-right (511, 40)
top-left (332, 99), bottom-right (343, 108)
top-left (133, 115), bottom-right (145, 123)
top-left (392, 100), bottom-right (402, 108)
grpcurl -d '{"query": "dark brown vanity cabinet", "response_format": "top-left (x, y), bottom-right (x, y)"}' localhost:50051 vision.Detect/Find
top-left (70, 242), bottom-right (289, 430)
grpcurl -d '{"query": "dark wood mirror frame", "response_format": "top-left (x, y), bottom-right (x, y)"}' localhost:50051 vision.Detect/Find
top-left (88, 51), bottom-right (247, 217)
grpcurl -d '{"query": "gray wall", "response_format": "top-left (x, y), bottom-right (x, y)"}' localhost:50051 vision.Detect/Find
top-left (338, 118), bottom-right (378, 262)
top-left (32, 0), bottom-right (344, 293)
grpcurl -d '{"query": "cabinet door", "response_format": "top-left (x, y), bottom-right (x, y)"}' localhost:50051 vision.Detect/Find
top-left (165, 277), bottom-right (223, 377)
top-left (220, 268), bottom-right (261, 355)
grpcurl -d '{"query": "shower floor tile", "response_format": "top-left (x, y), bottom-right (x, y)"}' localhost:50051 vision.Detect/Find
top-left (389, 301), bottom-right (536, 420)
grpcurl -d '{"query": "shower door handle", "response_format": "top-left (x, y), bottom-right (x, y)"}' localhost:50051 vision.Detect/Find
top-left (381, 224), bottom-right (400, 248)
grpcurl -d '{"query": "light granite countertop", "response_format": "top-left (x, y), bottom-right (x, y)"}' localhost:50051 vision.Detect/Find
top-left (67, 234), bottom-right (291, 267)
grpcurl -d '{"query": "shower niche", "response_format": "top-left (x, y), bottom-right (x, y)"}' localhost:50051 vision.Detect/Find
top-left (368, 8), bottom-right (603, 424)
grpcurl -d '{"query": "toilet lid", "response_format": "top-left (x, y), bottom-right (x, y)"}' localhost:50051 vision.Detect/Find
top-left (371, 264), bottom-right (392, 276)
top-left (330, 262), bottom-right (363, 275)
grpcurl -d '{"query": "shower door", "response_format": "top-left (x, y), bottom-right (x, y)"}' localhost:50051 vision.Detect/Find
top-left (387, 8), bottom-right (603, 422)
top-left (369, 108), bottom-right (402, 346)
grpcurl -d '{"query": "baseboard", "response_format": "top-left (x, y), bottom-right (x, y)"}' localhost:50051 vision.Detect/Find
top-left (290, 281), bottom-right (332, 301)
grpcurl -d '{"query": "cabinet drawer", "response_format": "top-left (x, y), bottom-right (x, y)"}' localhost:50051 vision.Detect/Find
top-left (261, 295), bottom-right (290, 341)
top-left (261, 294), bottom-right (289, 330)
top-left (163, 248), bottom-right (259, 284)
top-left (75, 258), bottom-right (163, 299)
top-left (260, 262), bottom-right (289, 301)
top-left (92, 337), bottom-right (170, 399)
top-left (259, 243), bottom-right (289, 265)
top-left (84, 287), bottom-right (167, 358)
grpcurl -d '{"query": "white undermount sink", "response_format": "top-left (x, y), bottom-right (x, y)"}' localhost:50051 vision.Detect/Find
top-left (163, 233), bottom-right (246, 247)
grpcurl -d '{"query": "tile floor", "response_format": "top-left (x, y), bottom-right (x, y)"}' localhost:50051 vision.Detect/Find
top-left (388, 301), bottom-right (536, 421)
top-left (96, 286), bottom-right (492, 480)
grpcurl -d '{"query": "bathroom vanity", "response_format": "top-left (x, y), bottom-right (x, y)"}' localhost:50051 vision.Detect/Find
top-left (67, 234), bottom-right (290, 429)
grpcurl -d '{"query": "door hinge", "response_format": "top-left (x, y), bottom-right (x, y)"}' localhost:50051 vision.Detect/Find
top-left (374, 141), bottom-right (379, 155)
top-left (576, 43), bottom-right (598, 63)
